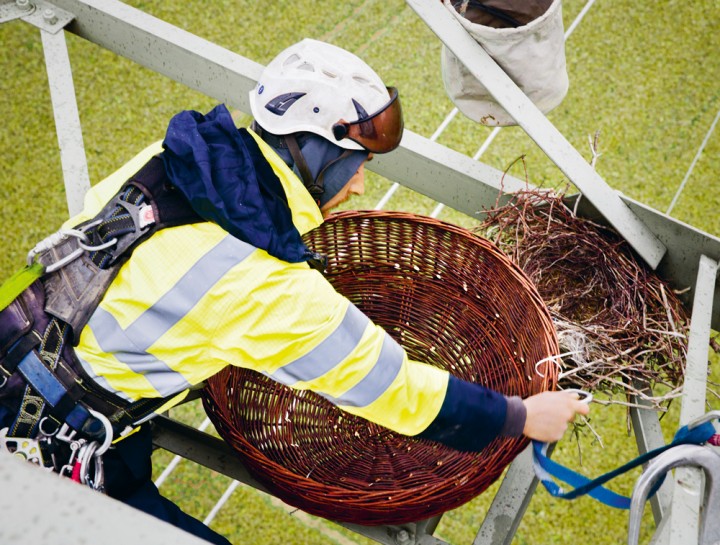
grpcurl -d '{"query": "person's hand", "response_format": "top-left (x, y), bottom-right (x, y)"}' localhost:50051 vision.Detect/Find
top-left (522, 391), bottom-right (590, 443)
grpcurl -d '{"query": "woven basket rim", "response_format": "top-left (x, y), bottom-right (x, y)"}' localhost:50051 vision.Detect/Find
top-left (202, 211), bottom-right (559, 524)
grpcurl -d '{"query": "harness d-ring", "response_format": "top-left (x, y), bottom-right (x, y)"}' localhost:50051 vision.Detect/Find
top-left (38, 416), bottom-right (61, 437)
top-left (88, 409), bottom-right (113, 456)
top-left (0, 375), bottom-right (7, 389)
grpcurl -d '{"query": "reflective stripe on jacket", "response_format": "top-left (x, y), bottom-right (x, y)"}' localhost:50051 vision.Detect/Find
top-left (69, 131), bottom-right (448, 437)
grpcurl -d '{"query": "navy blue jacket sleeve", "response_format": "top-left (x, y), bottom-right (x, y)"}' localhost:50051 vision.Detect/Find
top-left (416, 375), bottom-right (526, 452)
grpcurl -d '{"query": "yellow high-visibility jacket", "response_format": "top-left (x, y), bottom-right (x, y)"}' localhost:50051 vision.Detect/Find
top-left (68, 130), bottom-right (449, 437)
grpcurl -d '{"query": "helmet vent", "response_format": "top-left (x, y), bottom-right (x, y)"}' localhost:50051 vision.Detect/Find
top-left (265, 92), bottom-right (307, 116)
top-left (283, 53), bottom-right (301, 66)
top-left (322, 69), bottom-right (338, 79)
top-left (297, 62), bottom-right (315, 72)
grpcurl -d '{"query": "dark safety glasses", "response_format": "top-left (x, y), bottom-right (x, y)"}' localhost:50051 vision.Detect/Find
top-left (331, 87), bottom-right (404, 153)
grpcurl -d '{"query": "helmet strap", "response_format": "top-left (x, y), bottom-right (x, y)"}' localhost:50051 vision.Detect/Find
top-left (251, 121), bottom-right (314, 190)
top-left (284, 134), bottom-right (321, 198)
top-left (285, 135), bottom-right (357, 206)
top-left (251, 122), bottom-right (358, 205)
top-left (314, 149), bottom-right (354, 197)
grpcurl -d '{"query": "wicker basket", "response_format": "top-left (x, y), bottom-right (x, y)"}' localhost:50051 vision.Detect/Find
top-left (202, 211), bottom-right (558, 525)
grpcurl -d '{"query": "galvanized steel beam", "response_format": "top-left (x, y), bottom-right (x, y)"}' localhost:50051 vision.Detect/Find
top-left (49, 0), bottom-right (263, 112)
top-left (631, 256), bottom-right (718, 545)
top-left (674, 255), bottom-right (717, 426)
top-left (474, 445), bottom-right (545, 545)
top-left (0, 0), bottom-right (74, 30)
top-left (0, 450), bottom-right (210, 544)
top-left (151, 415), bottom-right (268, 492)
top-left (2, 0), bottom-right (89, 215)
top-left (629, 396), bottom-right (673, 523)
top-left (664, 255), bottom-right (718, 544)
top-left (371, 130), bottom-right (528, 217)
top-left (41, 27), bottom-right (91, 216)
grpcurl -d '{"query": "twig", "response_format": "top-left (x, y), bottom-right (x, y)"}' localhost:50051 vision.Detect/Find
top-left (478, 188), bottom-right (689, 411)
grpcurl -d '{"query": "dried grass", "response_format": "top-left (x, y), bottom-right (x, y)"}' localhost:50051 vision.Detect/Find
top-left (479, 186), bottom-right (688, 410)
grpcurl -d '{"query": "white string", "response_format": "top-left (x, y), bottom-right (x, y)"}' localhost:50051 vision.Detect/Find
top-left (203, 480), bottom-right (240, 525)
top-left (534, 350), bottom-right (584, 377)
top-left (666, 107), bottom-right (720, 215)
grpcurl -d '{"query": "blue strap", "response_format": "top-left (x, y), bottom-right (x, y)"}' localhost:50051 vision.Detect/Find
top-left (16, 350), bottom-right (93, 432)
top-left (18, 350), bottom-right (69, 406)
top-left (532, 421), bottom-right (717, 509)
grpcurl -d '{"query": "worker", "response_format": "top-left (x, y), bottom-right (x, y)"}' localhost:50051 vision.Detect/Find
top-left (0, 39), bottom-right (588, 544)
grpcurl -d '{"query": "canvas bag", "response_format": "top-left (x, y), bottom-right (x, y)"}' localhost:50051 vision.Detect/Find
top-left (441, 0), bottom-right (569, 126)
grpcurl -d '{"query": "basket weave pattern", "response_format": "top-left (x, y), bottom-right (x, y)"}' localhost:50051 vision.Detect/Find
top-left (202, 211), bottom-right (558, 525)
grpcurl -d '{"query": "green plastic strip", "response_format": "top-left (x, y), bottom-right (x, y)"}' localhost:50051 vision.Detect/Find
top-left (0, 263), bottom-right (44, 311)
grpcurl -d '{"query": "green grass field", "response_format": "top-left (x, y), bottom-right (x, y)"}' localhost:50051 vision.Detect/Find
top-left (2, 1), bottom-right (720, 544)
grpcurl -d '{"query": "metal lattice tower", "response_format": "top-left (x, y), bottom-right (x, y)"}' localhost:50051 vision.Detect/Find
top-left (2, 1), bottom-right (720, 544)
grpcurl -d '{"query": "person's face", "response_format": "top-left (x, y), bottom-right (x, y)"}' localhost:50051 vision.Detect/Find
top-left (319, 155), bottom-right (372, 218)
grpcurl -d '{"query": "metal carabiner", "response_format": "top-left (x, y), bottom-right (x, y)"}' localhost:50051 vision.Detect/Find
top-left (74, 438), bottom-right (106, 492)
top-left (78, 440), bottom-right (98, 486)
top-left (58, 438), bottom-right (84, 478)
top-left (90, 451), bottom-right (105, 493)
top-left (27, 228), bottom-right (88, 271)
top-left (562, 388), bottom-right (594, 404)
top-left (26, 220), bottom-right (119, 273)
top-left (38, 416), bottom-right (61, 438)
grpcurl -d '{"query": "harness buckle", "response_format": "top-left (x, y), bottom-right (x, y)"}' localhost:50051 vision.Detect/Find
top-left (0, 427), bottom-right (53, 470)
top-left (101, 196), bottom-right (155, 262)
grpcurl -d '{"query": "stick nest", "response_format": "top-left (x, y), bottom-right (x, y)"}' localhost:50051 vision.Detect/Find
top-left (479, 189), bottom-right (688, 409)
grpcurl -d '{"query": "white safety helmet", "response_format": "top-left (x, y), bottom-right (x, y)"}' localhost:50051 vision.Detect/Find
top-left (250, 39), bottom-right (403, 154)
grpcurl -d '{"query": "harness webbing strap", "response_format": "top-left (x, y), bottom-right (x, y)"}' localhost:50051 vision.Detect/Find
top-left (10, 315), bottom-right (98, 438)
top-left (11, 387), bottom-right (45, 438)
top-left (3, 154), bottom-right (204, 445)
top-left (3, 332), bottom-right (41, 375)
top-left (532, 420), bottom-right (718, 509)
top-left (18, 350), bottom-right (72, 408)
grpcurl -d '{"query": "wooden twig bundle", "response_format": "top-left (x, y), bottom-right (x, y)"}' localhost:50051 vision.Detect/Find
top-left (480, 189), bottom-right (688, 409)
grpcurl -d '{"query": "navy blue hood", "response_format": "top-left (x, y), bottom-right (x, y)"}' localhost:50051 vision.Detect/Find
top-left (161, 104), bottom-right (318, 264)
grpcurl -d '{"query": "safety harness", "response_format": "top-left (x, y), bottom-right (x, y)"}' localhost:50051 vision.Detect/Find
top-left (0, 155), bottom-right (202, 488)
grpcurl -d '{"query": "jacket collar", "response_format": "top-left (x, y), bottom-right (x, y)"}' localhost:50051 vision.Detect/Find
top-left (245, 128), bottom-right (324, 236)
